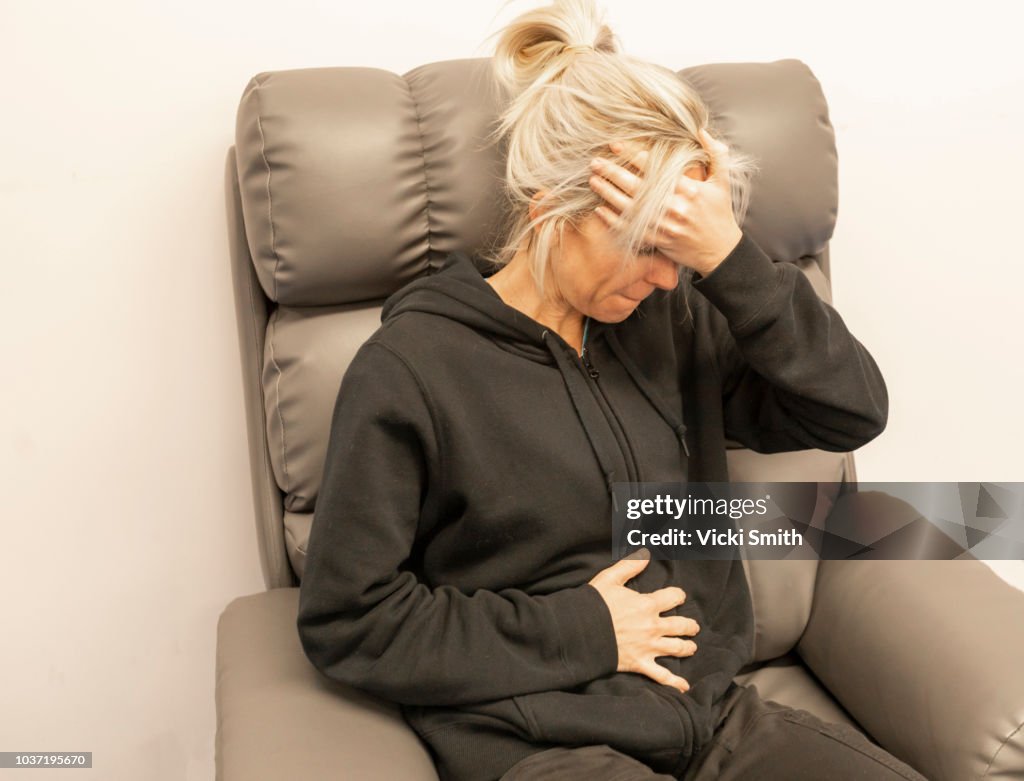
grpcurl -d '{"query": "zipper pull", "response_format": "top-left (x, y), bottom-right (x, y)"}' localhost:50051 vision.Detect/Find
top-left (675, 424), bottom-right (690, 458)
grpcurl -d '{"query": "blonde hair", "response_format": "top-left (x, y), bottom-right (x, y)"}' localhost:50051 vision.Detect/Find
top-left (477, 0), bottom-right (759, 306)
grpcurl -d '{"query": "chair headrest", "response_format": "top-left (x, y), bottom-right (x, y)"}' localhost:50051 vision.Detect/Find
top-left (234, 57), bottom-right (837, 307)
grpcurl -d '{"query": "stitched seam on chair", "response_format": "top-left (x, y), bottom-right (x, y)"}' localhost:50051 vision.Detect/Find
top-left (253, 74), bottom-right (281, 302)
top-left (266, 308), bottom-right (291, 494)
top-left (982, 717), bottom-right (1024, 778)
top-left (405, 76), bottom-right (433, 264)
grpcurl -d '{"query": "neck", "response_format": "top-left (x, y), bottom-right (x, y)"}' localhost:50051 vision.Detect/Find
top-left (485, 249), bottom-right (587, 354)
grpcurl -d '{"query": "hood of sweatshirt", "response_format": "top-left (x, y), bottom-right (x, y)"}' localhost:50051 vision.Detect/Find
top-left (380, 250), bottom-right (692, 495)
top-left (381, 250), bottom-right (614, 363)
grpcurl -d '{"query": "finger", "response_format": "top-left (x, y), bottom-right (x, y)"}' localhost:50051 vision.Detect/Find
top-left (594, 204), bottom-right (619, 228)
top-left (699, 126), bottom-right (728, 152)
top-left (673, 175), bottom-right (701, 199)
top-left (594, 206), bottom-right (664, 248)
top-left (660, 615), bottom-right (701, 638)
top-left (651, 585), bottom-right (687, 613)
top-left (590, 155), bottom-right (643, 199)
top-left (625, 546), bottom-right (652, 560)
top-left (654, 637), bottom-right (698, 657)
top-left (610, 140), bottom-right (650, 175)
top-left (638, 660), bottom-right (691, 694)
top-left (650, 215), bottom-right (686, 245)
top-left (698, 127), bottom-right (731, 181)
top-left (594, 204), bottom-right (635, 237)
top-left (589, 172), bottom-right (634, 214)
top-left (594, 551), bottom-right (651, 586)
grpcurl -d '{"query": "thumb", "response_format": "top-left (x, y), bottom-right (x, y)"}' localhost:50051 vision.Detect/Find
top-left (597, 547), bottom-right (651, 586)
top-left (699, 127), bottom-right (731, 183)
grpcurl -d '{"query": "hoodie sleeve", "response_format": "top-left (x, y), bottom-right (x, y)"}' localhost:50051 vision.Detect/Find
top-left (297, 338), bottom-right (619, 707)
top-left (690, 231), bottom-right (889, 453)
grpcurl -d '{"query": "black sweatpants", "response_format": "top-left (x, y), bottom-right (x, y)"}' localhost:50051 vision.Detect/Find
top-left (499, 682), bottom-right (929, 780)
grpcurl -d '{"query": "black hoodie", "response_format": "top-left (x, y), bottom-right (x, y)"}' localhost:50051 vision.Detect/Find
top-left (296, 231), bottom-right (889, 781)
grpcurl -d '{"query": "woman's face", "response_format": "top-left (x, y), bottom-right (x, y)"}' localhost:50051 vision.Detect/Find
top-left (551, 215), bottom-right (679, 323)
top-left (546, 164), bottom-right (708, 323)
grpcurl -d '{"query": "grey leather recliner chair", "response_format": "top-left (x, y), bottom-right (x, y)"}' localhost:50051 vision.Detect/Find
top-left (217, 56), bottom-right (1024, 780)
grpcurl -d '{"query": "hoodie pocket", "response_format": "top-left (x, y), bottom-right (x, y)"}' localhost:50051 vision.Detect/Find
top-left (511, 685), bottom-right (690, 759)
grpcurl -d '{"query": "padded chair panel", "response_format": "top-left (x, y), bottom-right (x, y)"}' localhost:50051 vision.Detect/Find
top-left (726, 447), bottom-right (846, 661)
top-left (235, 60), bottom-right (511, 308)
top-left (284, 510), bottom-right (313, 581)
top-left (217, 588), bottom-right (439, 781)
top-left (799, 555), bottom-right (1024, 781)
top-left (264, 304), bottom-right (383, 513)
top-left (235, 68), bottom-right (431, 306)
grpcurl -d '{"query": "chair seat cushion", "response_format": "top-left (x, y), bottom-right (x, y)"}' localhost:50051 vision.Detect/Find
top-left (217, 588), bottom-right (439, 781)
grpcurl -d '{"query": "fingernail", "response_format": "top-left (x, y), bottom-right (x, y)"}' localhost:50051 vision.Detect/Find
top-left (590, 157), bottom-right (603, 169)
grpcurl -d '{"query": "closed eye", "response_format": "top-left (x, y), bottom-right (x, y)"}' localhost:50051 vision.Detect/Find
top-left (638, 245), bottom-right (658, 255)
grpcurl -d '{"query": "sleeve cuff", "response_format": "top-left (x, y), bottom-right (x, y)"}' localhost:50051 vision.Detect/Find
top-left (691, 231), bottom-right (783, 331)
top-left (542, 583), bottom-right (619, 683)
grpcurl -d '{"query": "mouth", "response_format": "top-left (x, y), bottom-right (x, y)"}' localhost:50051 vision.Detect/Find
top-left (620, 290), bottom-right (652, 303)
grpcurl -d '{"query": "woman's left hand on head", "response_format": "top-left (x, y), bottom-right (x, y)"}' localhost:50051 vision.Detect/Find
top-left (588, 127), bottom-right (743, 276)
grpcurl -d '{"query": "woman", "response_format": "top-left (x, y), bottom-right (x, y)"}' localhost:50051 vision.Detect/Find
top-left (297, 1), bottom-right (919, 779)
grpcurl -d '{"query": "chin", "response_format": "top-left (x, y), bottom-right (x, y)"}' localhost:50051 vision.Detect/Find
top-left (598, 306), bottom-right (638, 323)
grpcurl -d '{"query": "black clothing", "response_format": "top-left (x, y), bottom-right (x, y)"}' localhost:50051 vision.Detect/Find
top-left (297, 232), bottom-right (889, 781)
top-left (500, 682), bottom-right (928, 780)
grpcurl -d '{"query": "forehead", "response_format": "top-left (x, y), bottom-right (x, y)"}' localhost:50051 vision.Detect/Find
top-left (576, 213), bottom-right (640, 256)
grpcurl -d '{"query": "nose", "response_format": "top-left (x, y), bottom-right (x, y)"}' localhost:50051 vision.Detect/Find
top-left (644, 254), bottom-right (679, 291)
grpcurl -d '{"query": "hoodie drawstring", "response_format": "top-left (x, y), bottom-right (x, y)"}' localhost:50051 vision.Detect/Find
top-left (542, 330), bottom-right (619, 498)
top-left (605, 330), bottom-right (691, 460)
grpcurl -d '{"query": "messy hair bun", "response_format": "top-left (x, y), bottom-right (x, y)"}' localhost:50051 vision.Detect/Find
top-left (488, 0), bottom-right (620, 99)
top-left (479, 0), bottom-right (758, 303)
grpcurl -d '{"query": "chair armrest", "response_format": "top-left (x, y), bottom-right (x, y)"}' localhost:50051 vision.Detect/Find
top-left (796, 492), bottom-right (1024, 781)
top-left (216, 588), bottom-right (438, 781)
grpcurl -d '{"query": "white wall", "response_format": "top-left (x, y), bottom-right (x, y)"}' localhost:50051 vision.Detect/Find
top-left (1, 1), bottom-right (1021, 778)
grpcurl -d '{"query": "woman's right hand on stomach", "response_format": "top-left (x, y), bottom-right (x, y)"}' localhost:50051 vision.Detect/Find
top-left (588, 548), bottom-right (699, 695)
